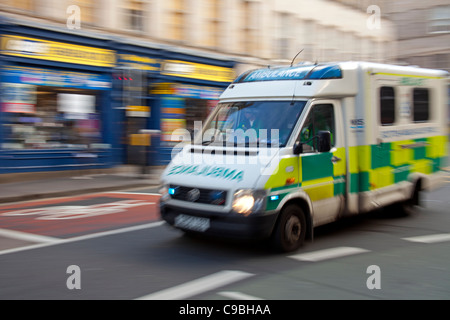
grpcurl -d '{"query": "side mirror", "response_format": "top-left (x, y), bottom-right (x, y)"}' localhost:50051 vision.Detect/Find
top-left (293, 140), bottom-right (303, 155)
top-left (317, 131), bottom-right (331, 153)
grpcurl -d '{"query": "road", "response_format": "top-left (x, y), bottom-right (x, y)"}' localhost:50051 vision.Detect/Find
top-left (0, 174), bottom-right (449, 302)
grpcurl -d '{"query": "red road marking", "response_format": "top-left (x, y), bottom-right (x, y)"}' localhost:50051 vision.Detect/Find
top-left (0, 193), bottom-right (161, 239)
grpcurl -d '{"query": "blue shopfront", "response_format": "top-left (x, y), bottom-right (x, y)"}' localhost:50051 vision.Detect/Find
top-left (0, 21), bottom-right (118, 174)
top-left (0, 19), bottom-right (237, 173)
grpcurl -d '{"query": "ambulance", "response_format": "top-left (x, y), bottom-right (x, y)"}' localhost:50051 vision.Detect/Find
top-left (159, 61), bottom-right (449, 252)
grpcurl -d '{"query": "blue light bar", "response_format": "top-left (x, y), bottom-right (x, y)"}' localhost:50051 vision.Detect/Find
top-left (234, 64), bottom-right (342, 83)
top-left (168, 188), bottom-right (176, 195)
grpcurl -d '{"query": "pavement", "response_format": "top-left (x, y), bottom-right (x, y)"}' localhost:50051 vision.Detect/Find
top-left (0, 166), bottom-right (164, 204)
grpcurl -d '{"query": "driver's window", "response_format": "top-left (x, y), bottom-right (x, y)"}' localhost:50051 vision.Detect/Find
top-left (299, 104), bottom-right (335, 153)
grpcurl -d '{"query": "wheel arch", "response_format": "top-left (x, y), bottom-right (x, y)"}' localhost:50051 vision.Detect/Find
top-left (277, 196), bottom-right (314, 240)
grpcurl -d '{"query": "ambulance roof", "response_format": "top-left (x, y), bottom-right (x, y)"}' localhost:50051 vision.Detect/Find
top-left (220, 62), bottom-right (448, 101)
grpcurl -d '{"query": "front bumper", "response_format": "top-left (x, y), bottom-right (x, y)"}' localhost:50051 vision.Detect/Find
top-left (160, 202), bottom-right (279, 240)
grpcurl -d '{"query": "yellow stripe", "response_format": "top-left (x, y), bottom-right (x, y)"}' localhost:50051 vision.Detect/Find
top-left (373, 72), bottom-right (443, 79)
top-left (333, 147), bottom-right (346, 177)
top-left (358, 145), bottom-right (371, 172)
top-left (264, 156), bottom-right (300, 190)
top-left (370, 167), bottom-right (393, 190)
top-left (410, 159), bottom-right (433, 175)
top-left (303, 176), bottom-right (334, 202)
top-left (426, 136), bottom-right (447, 159)
top-left (391, 140), bottom-right (414, 167)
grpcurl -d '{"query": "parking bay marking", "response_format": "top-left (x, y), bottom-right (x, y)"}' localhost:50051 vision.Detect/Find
top-left (136, 270), bottom-right (254, 300)
top-left (0, 221), bottom-right (165, 256)
top-left (288, 247), bottom-right (370, 262)
top-left (0, 228), bottom-right (60, 244)
top-left (402, 233), bottom-right (450, 244)
top-left (218, 291), bottom-right (264, 300)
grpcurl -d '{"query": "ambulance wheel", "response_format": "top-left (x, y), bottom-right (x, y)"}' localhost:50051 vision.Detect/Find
top-left (272, 204), bottom-right (306, 252)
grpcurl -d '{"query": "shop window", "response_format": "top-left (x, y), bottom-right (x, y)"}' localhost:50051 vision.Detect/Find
top-left (1, 85), bottom-right (102, 150)
top-left (379, 86), bottom-right (396, 125)
top-left (413, 88), bottom-right (430, 122)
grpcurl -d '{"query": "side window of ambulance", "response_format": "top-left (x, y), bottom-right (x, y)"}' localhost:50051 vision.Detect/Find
top-left (413, 88), bottom-right (430, 122)
top-left (380, 86), bottom-right (396, 125)
top-left (300, 104), bottom-right (335, 153)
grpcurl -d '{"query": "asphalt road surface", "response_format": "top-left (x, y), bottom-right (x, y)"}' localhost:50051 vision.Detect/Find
top-left (0, 175), bottom-right (449, 301)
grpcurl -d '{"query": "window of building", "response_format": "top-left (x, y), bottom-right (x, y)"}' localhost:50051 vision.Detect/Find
top-left (206, 0), bottom-right (221, 48)
top-left (413, 88), bottom-right (430, 122)
top-left (429, 6), bottom-right (450, 33)
top-left (379, 86), bottom-right (396, 125)
top-left (169, 0), bottom-right (186, 42)
top-left (73, 0), bottom-right (96, 26)
top-left (0, 0), bottom-right (34, 12)
top-left (275, 12), bottom-right (292, 60)
top-left (122, 0), bottom-right (145, 32)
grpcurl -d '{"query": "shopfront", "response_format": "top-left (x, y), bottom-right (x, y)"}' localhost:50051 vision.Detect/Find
top-left (113, 41), bottom-right (162, 166)
top-left (153, 55), bottom-right (236, 165)
top-left (0, 25), bottom-right (116, 174)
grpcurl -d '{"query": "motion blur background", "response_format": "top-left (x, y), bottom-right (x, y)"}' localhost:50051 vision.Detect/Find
top-left (0, 0), bottom-right (448, 177)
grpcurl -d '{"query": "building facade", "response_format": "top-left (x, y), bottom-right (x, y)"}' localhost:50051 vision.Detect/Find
top-left (0, 0), bottom-right (397, 173)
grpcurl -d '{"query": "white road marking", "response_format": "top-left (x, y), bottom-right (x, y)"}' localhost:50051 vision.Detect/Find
top-left (106, 192), bottom-right (161, 196)
top-left (0, 221), bottom-right (165, 256)
top-left (136, 270), bottom-right (254, 300)
top-left (288, 247), bottom-right (370, 262)
top-left (402, 233), bottom-right (450, 244)
top-left (218, 291), bottom-right (264, 300)
top-left (0, 228), bottom-right (60, 243)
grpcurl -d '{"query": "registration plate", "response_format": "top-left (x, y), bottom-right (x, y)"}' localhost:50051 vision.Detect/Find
top-left (174, 214), bottom-right (210, 232)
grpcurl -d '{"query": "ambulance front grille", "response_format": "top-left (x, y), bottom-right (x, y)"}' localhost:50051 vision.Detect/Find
top-left (169, 185), bottom-right (227, 206)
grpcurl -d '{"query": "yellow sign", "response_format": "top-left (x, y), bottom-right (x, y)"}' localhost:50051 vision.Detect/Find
top-left (126, 105), bottom-right (150, 117)
top-left (1, 35), bottom-right (116, 67)
top-left (130, 134), bottom-right (151, 146)
top-left (118, 54), bottom-right (160, 71)
top-left (161, 60), bottom-right (235, 83)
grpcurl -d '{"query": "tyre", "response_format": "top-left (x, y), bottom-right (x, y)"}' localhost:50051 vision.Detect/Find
top-left (272, 204), bottom-right (306, 252)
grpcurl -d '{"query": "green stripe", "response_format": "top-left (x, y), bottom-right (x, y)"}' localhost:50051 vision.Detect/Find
top-left (266, 192), bottom-right (288, 211)
top-left (371, 143), bottom-right (391, 169)
top-left (301, 152), bottom-right (333, 182)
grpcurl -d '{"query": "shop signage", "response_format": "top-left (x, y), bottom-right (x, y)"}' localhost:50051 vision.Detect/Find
top-left (126, 105), bottom-right (150, 118)
top-left (1, 83), bottom-right (36, 114)
top-left (1, 35), bottom-right (116, 67)
top-left (161, 60), bottom-right (235, 83)
top-left (118, 54), bottom-right (160, 71)
top-left (3, 66), bottom-right (111, 90)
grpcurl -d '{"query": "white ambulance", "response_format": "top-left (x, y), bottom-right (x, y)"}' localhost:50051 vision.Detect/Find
top-left (159, 61), bottom-right (449, 252)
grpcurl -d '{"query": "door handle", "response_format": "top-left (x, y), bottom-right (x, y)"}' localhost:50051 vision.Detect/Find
top-left (331, 156), bottom-right (341, 163)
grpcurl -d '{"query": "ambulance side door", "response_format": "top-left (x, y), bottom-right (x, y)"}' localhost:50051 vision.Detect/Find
top-left (298, 100), bottom-right (346, 226)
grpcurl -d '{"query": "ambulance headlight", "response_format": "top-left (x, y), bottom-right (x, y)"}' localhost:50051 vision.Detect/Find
top-left (232, 189), bottom-right (266, 216)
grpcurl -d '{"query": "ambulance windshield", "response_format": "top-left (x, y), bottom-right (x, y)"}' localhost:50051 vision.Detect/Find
top-left (199, 100), bottom-right (307, 147)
